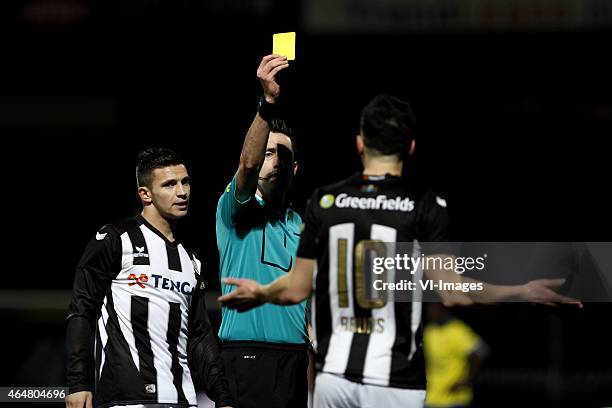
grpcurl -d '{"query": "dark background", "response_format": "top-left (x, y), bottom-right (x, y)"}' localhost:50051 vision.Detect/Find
top-left (1, 0), bottom-right (611, 406)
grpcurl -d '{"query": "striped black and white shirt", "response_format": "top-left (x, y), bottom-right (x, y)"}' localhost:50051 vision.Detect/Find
top-left (297, 173), bottom-right (451, 389)
top-left (66, 215), bottom-right (233, 408)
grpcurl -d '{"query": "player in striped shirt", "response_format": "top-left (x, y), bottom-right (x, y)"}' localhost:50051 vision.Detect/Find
top-left (219, 94), bottom-right (579, 407)
top-left (66, 148), bottom-right (233, 408)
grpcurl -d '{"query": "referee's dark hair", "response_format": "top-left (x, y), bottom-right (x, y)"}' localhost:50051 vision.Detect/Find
top-left (136, 147), bottom-right (185, 188)
top-left (360, 94), bottom-right (416, 156)
top-left (270, 117), bottom-right (298, 162)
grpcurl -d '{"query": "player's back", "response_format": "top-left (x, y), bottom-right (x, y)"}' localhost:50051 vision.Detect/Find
top-left (297, 172), bottom-right (450, 389)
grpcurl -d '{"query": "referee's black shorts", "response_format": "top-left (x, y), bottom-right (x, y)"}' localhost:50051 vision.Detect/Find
top-left (221, 340), bottom-right (308, 408)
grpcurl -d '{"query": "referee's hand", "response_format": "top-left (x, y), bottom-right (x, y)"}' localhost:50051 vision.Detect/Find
top-left (66, 391), bottom-right (93, 408)
top-left (257, 54), bottom-right (289, 103)
top-left (218, 278), bottom-right (265, 312)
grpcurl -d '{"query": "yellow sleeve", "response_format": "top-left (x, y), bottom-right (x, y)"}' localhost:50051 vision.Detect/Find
top-left (450, 320), bottom-right (480, 356)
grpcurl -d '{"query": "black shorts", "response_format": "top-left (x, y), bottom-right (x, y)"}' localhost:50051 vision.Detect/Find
top-left (221, 341), bottom-right (309, 408)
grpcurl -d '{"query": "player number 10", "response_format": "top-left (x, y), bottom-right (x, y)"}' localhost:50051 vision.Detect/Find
top-left (331, 223), bottom-right (397, 310)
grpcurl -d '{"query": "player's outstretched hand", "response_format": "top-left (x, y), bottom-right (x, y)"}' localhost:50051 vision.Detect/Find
top-left (218, 278), bottom-right (265, 312)
top-left (257, 54), bottom-right (289, 103)
top-left (520, 278), bottom-right (582, 308)
top-left (66, 391), bottom-right (93, 408)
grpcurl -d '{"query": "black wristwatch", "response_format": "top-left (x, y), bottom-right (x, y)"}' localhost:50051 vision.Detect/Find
top-left (257, 96), bottom-right (279, 122)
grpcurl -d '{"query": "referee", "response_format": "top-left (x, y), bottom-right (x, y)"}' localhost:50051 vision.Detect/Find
top-left (66, 148), bottom-right (233, 408)
top-left (216, 54), bottom-right (309, 408)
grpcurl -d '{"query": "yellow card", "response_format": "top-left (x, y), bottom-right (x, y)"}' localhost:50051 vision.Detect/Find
top-left (273, 32), bottom-right (296, 60)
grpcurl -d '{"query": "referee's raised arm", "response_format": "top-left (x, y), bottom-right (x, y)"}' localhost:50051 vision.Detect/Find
top-left (236, 54), bottom-right (288, 201)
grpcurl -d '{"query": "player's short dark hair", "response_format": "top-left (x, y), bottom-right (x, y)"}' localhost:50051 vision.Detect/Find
top-left (360, 94), bottom-right (416, 156)
top-left (136, 147), bottom-right (185, 188)
top-left (270, 117), bottom-right (298, 161)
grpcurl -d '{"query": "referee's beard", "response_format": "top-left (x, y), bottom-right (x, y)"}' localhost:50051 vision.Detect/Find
top-left (258, 172), bottom-right (293, 214)
top-left (257, 143), bottom-right (296, 214)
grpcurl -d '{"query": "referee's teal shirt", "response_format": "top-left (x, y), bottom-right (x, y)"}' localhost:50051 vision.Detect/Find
top-left (216, 174), bottom-right (308, 344)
